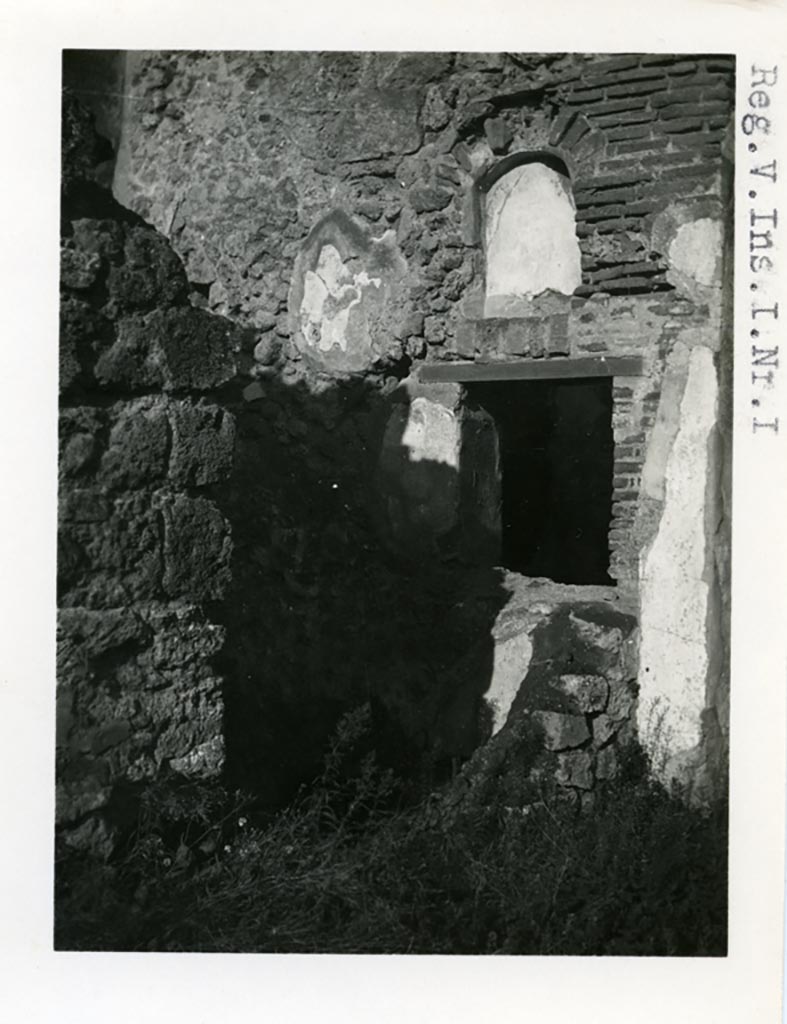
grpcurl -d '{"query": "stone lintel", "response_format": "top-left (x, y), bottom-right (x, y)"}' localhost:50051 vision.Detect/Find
top-left (418, 355), bottom-right (644, 383)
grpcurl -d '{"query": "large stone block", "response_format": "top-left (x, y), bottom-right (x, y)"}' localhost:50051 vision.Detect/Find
top-left (555, 673), bottom-right (609, 713)
top-left (59, 407), bottom-right (105, 481)
top-left (94, 308), bottom-right (237, 392)
top-left (59, 295), bottom-right (112, 392)
top-left (556, 749), bottom-right (594, 789)
top-left (408, 185), bottom-right (454, 213)
top-left (60, 815), bottom-right (116, 860)
top-left (55, 755), bottom-right (112, 825)
top-left (60, 245), bottom-right (102, 290)
top-left (509, 603), bottom-right (638, 733)
top-left (69, 217), bottom-right (125, 262)
top-left (57, 606), bottom-right (151, 658)
top-left (481, 630), bottom-right (533, 736)
top-left (160, 495), bottom-right (232, 600)
top-left (532, 710), bottom-right (591, 751)
top-left (59, 487), bottom-right (112, 523)
top-left (141, 663), bottom-right (224, 775)
top-left (484, 117), bottom-right (512, 154)
top-left (59, 331), bottom-right (83, 393)
top-left (592, 713), bottom-right (616, 747)
top-left (99, 399), bottom-right (170, 489)
top-left (93, 315), bottom-right (161, 390)
top-left (58, 492), bottom-right (163, 607)
top-left (594, 744), bottom-right (619, 781)
top-left (607, 677), bottom-right (638, 722)
top-left (169, 736), bottom-right (225, 778)
top-left (56, 655), bottom-right (225, 838)
top-left (90, 718), bottom-right (133, 755)
top-left (104, 225), bottom-right (189, 316)
top-left (376, 52), bottom-right (455, 88)
top-left (147, 605), bottom-right (226, 668)
top-left (168, 402), bottom-right (235, 487)
top-left (328, 88), bottom-right (422, 162)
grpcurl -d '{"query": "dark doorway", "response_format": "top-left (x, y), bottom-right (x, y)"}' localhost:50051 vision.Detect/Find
top-left (466, 377), bottom-right (614, 585)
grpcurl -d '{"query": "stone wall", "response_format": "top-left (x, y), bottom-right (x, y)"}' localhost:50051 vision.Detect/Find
top-left (57, 95), bottom-right (239, 854)
top-left (112, 52), bottom-right (731, 331)
top-left (61, 50), bottom-right (734, 817)
top-left (111, 50), bottom-right (732, 582)
top-left (437, 577), bottom-right (639, 815)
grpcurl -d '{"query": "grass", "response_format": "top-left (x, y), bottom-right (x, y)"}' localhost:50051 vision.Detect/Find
top-left (55, 705), bottom-right (728, 955)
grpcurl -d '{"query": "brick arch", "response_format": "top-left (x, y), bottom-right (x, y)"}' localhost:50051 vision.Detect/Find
top-left (465, 148), bottom-right (580, 249)
top-left (547, 109), bottom-right (611, 176)
top-left (459, 110), bottom-right (611, 248)
top-left (475, 148), bottom-right (575, 194)
top-left (474, 154), bottom-right (583, 313)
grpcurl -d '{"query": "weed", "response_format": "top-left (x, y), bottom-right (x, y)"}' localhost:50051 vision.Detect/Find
top-left (55, 705), bottom-right (727, 955)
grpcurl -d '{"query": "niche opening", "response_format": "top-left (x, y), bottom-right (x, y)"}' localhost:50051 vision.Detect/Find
top-left (466, 377), bottom-right (614, 585)
top-left (482, 158), bottom-right (582, 316)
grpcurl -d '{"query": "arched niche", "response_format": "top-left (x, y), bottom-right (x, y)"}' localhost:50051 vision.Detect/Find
top-left (481, 155), bottom-right (582, 317)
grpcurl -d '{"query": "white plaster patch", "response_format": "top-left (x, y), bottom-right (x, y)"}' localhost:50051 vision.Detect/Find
top-left (299, 244), bottom-right (381, 353)
top-left (640, 342), bottom-right (690, 502)
top-left (484, 163), bottom-right (582, 315)
top-left (668, 218), bottom-right (722, 288)
top-left (467, 140), bottom-right (495, 174)
top-left (401, 397), bottom-right (461, 469)
top-left (483, 630), bottom-right (534, 735)
top-left (638, 346), bottom-right (718, 778)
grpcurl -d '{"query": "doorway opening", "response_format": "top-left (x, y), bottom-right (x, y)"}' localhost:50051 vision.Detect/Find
top-left (466, 377), bottom-right (614, 585)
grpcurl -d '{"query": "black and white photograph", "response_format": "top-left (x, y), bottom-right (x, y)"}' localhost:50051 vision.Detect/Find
top-left (1, 3), bottom-right (786, 1022)
top-left (55, 46), bottom-right (733, 956)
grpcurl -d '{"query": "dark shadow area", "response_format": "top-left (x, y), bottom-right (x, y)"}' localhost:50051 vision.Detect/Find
top-left (57, 82), bottom-right (511, 835)
top-left (210, 370), bottom-right (511, 809)
top-left (62, 49), bottom-right (126, 164)
top-left (466, 377), bottom-right (614, 585)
